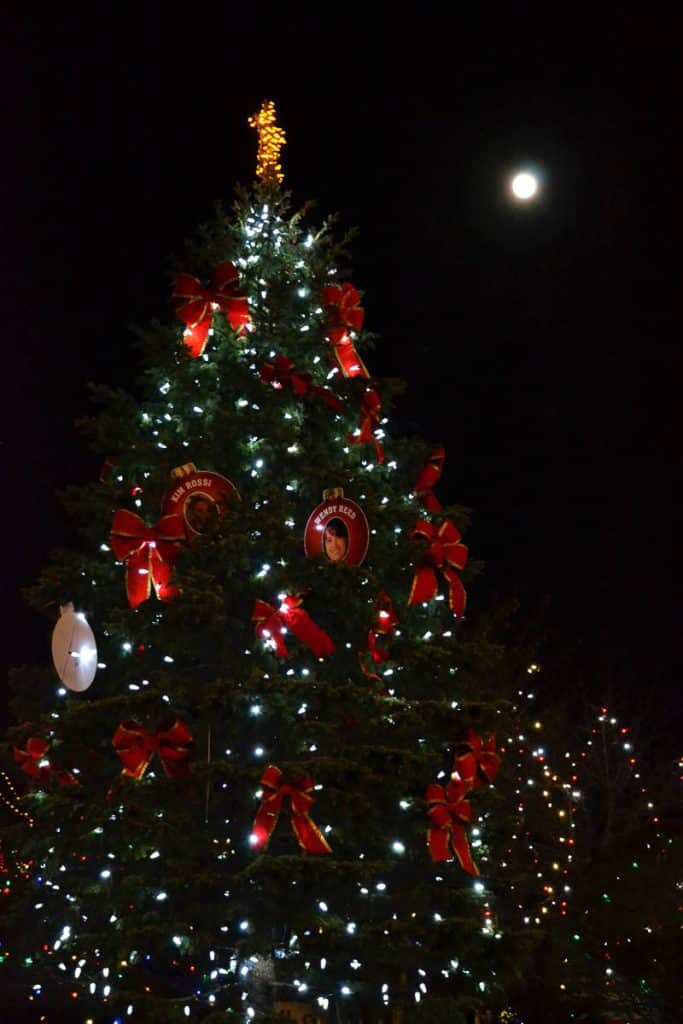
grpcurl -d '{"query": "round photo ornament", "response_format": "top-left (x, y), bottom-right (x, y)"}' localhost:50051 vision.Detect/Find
top-left (304, 488), bottom-right (369, 566)
top-left (161, 463), bottom-right (240, 542)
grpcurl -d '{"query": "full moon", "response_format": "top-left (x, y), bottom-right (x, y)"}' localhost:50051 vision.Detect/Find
top-left (510, 171), bottom-right (539, 201)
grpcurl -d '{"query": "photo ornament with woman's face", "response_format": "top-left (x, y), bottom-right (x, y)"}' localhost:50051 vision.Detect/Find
top-left (304, 492), bottom-right (369, 566)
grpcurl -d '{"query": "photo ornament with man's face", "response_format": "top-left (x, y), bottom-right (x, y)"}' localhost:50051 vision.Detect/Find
top-left (161, 469), bottom-right (240, 542)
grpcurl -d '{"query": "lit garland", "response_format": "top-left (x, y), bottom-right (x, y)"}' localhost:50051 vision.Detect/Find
top-left (0, 769), bottom-right (34, 827)
top-left (248, 100), bottom-right (286, 184)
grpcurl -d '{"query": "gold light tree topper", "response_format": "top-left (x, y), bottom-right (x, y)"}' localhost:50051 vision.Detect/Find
top-left (248, 100), bottom-right (287, 184)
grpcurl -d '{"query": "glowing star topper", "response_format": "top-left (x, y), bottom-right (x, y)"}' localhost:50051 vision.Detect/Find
top-left (248, 100), bottom-right (286, 184)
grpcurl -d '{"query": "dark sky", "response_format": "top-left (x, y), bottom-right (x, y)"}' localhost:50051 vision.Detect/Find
top-left (2, 13), bottom-right (681, 718)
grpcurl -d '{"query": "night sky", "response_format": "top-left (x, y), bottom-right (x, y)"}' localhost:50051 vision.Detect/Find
top-left (2, 13), bottom-right (681, 724)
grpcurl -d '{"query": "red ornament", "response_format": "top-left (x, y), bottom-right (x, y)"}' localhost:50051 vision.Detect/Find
top-left (109, 509), bottom-right (185, 608)
top-left (252, 596), bottom-right (335, 659)
top-left (359, 592), bottom-right (399, 683)
top-left (408, 519), bottom-right (468, 617)
top-left (13, 738), bottom-right (77, 788)
top-left (348, 384), bottom-right (385, 463)
top-left (251, 765), bottom-right (332, 854)
top-left (367, 592), bottom-right (398, 665)
top-left (112, 719), bottom-right (194, 780)
top-left (425, 777), bottom-right (479, 875)
top-left (453, 729), bottom-right (501, 788)
top-left (173, 261), bottom-right (250, 358)
top-left (321, 282), bottom-right (369, 378)
top-left (413, 447), bottom-right (446, 511)
top-left (260, 354), bottom-right (343, 412)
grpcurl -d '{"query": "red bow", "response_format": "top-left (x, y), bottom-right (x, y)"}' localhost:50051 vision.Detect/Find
top-left (322, 283), bottom-right (369, 378)
top-left (414, 447), bottom-right (446, 511)
top-left (109, 509), bottom-right (185, 608)
top-left (453, 729), bottom-right (501, 788)
top-left (252, 596), bottom-right (335, 659)
top-left (173, 261), bottom-right (250, 358)
top-left (260, 354), bottom-right (343, 412)
top-left (112, 719), bottom-right (194, 780)
top-left (251, 765), bottom-right (331, 854)
top-left (13, 738), bottom-right (76, 788)
top-left (348, 385), bottom-right (385, 463)
top-left (425, 778), bottom-right (479, 875)
top-left (408, 519), bottom-right (468, 617)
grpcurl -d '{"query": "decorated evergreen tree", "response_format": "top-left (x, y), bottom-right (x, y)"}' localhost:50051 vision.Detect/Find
top-left (1, 104), bottom-right (573, 1024)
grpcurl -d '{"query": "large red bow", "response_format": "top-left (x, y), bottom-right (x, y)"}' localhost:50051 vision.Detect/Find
top-left (112, 719), bottom-right (194, 780)
top-left (109, 509), bottom-right (185, 608)
top-left (13, 737), bottom-right (76, 788)
top-left (251, 765), bottom-right (331, 854)
top-left (348, 385), bottom-right (385, 463)
top-left (408, 519), bottom-right (468, 617)
top-left (173, 261), bottom-right (250, 358)
top-left (425, 778), bottom-right (479, 875)
top-left (322, 283), bottom-right (369, 378)
top-left (453, 729), bottom-right (501, 788)
top-left (252, 596), bottom-right (335, 659)
top-left (260, 354), bottom-right (343, 412)
top-left (414, 447), bottom-right (446, 511)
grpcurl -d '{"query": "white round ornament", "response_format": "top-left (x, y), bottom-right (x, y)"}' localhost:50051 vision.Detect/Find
top-left (51, 602), bottom-right (98, 692)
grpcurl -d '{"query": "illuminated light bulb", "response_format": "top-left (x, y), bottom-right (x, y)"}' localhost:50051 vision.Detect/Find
top-left (340, 986), bottom-right (351, 996)
top-left (155, 891), bottom-right (168, 901)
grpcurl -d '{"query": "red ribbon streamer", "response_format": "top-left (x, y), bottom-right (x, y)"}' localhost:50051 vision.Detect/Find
top-left (413, 447), bottom-right (446, 511)
top-left (173, 261), bottom-right (250, 358)
top-left (251, 765), bottom-right (332, 854)
top-left (13, 738), bottom-right (76, 788)
top-left (109, 509), bottom-right (185, 608)
top-left (453, 729), bottom-right (501, 788)
top-left (425, 778), bottom-right (479, 875)
top-left (322, 283), bottom-right (369, 378)
top-left (260, 354), bottom-right (343, 412)
top-left (112, 719), bottom-right (194, 780)
top-left (252, 596), bottom-right (335, 659)
top-left (408, 519), bottom-right (468, 617)
top-left (348, 385), bottom-right (385, 463)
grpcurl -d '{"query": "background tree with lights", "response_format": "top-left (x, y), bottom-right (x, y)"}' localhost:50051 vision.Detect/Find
top-left (514, 680), bottom-right (682, 1024)
top-left (1, 104), bottom-right (576, 1024)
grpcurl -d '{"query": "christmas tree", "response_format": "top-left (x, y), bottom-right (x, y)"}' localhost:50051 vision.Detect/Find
top-left (1, 103), bottom-right (571, 1024)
